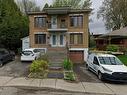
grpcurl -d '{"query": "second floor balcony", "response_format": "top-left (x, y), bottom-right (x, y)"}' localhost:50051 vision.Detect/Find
top-left (47, 22), bottom-right (68, 32)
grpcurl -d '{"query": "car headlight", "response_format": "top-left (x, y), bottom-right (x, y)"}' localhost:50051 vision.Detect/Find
top-left (102, 67), bottom-right (112, 72)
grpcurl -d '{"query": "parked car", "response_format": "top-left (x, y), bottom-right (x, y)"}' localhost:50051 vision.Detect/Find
top-left (0, 48), bottom-right (15, 67)
top-left (21, 48), bottom-right (46, 61)
top-left (86, 53), bottom-right (127, 82)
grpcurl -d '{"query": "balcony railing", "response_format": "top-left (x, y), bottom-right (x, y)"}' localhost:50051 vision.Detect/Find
top-left (48, 23), bottom-right (67, 29)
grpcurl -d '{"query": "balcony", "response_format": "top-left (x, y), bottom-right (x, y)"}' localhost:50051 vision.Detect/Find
top-left (47, 23), bottom-right (68, 32)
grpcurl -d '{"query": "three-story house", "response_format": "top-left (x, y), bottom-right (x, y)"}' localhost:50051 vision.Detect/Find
top-left (28, 7), bottom-right (91, 64)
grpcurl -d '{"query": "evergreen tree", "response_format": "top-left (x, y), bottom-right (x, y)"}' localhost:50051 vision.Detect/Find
top-left (0, 0), bottom-right (28, 52)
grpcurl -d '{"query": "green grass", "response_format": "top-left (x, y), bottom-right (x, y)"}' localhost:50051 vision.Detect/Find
top-left (117, 55), bottom-right (127, 65)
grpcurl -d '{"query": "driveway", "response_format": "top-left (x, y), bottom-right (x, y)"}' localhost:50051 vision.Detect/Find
top-left (73, 64), bottom-right (102, 83)
top-left (0, 56), bottom-right (31, 77)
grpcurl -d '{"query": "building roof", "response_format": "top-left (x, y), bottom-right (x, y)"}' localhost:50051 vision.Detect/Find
top-left (101, 27), bottom-right (127, 37)
top-left (28, 7), bottom-right (92, 15)
top-left (21, 36), bottom-right (29, 40)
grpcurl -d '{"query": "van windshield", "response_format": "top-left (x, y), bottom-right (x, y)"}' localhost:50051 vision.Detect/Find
top-left (98, 57), bottom-right (123, 65)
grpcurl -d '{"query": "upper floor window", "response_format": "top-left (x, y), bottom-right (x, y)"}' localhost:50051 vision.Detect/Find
top-left (35, 34), bottom-right (46, 44)
top-left (70, 33), bottom-right (83, 45)
top-left (60, 19), bottom-right (66, 28)
top-left (70, 15), bottom-right (83, 27)
top-left (34, 17), bottom-right (46, 28)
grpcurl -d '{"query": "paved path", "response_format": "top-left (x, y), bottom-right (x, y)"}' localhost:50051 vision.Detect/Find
top-left (0, 76), bottom-right (127, 95)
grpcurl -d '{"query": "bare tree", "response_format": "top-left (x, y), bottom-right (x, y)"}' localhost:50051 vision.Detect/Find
top-left (98, 0), bottom-right (127, 30)
top-left (16, 0), bottom-right (41, 14)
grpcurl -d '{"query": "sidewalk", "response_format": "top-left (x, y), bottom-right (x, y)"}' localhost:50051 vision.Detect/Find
top-left (0, 76), bottom-right (127, 95)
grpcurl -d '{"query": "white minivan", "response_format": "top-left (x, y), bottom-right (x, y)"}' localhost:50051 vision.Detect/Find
top-left (21, 48), bottom-right (46, 61)
top-left (86, 53), bottom-right (127, 82)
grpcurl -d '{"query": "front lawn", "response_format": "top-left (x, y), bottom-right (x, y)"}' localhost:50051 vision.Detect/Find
top-left (117, 55), bottom-right (127, 65)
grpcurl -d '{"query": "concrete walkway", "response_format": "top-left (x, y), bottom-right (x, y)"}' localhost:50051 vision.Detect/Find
top-left (0, 76), bottom-right (127, 95)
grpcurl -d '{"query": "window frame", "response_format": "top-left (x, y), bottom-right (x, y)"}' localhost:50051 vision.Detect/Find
top-left (34, 34), bottom-right (46, 44)
top-left (70, 15), bottom-right (83, 28)
top-left (70, 33), bottom-right (83, 45)
top-left (34, 17), bottom-right (46, 28)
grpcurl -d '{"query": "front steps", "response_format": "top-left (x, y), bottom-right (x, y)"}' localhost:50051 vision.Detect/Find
top-left (47, 47), bottom-right (67, 70)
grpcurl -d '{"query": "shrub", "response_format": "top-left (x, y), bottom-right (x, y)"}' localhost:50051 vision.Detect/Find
top-left (120, 47), bottom-right (127, 54)
top-left (106, 44), bottom-right (119, 52)
top-left (64, 72), bottom-right (75, 81)
top-left (63, 58), bottom-right (73, 70)
top-left (30, 60), bottom-right (48, 73)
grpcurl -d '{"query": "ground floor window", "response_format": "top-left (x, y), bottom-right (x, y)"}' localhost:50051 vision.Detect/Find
top-left (70, 33), bottom-right (83, 45)
top-left (35, 34), bottom-right (46, 44)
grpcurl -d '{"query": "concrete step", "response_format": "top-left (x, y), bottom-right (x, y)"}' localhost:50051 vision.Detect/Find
top-left (47, 47), bottom-right (67, 70)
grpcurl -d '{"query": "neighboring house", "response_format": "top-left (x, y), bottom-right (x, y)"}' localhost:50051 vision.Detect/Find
top-left (21, 36), bottom-right (29, 51)
top-left (95, 27), bottom-right (127, 50)
top-left (28, 7), bottom-right (91, 64)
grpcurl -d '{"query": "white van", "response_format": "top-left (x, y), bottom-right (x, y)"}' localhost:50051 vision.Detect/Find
top-left (86, 53), bottom-right (127, 82)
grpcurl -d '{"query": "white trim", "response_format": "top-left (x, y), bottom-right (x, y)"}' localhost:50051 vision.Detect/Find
top-left (69, 14), bottom-right (84, 16)
top-left (34, 32), bottom-right (47, 34)
top-left (67, 32), bottom-right (84, 34)
top-left (48, 29), bottom-right (68, 31)
top-left (69, 48), bottom-right (85, 51)
top-left (34, 15), bottom-right (47, 17)
top-left (69, 48), bottom-right (88, 61)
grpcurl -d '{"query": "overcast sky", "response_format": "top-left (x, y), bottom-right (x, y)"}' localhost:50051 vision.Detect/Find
top-left (36, 0), bottom-right (106, 34)
top-left (90, 0), bottom-right (107, 34)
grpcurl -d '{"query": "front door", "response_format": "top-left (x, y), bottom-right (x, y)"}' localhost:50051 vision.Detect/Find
top-left (51, 33), bottom-right (65, 47)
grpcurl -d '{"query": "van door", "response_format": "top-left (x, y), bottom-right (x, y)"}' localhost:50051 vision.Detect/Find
top-left (93, 57), bottom-right (100, 73)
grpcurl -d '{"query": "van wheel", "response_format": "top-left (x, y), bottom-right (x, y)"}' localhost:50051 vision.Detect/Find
top-left (98, 72), bottom-right (103, 80)
top-left (86, 64), bottom-right (89, 70)
top-left (0, 61), bottom-right (3, 67)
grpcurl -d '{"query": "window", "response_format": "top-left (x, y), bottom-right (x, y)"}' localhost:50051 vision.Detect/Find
top-left (61, 19), bottom-right (66, 28)
top-left (35, 34), bottom-right (46, 44)
top-left (70, 34), bottom-right (75, 44)
top-left (77, 33), bottom-right (83, 44)
top-left (22, 51), bottom-right (33, 56)
top-left (93, 57), bottom-right (99, 65)
top-left (70, 15), bottom-right (83, 27)
top-left (34, 17), bottom-right (46, 28)
top-left (98, 57), bottom-right (123, 65)
top-left (70, 33), bottom-right (83, 45)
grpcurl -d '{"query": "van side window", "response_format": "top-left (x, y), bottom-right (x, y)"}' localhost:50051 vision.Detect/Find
top-left (93, 57), bottom-right (99, 65)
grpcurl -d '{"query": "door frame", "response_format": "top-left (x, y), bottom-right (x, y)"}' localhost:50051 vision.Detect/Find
top-left (50, 33), bottom-right (66, 47)
top-left (51, 16), bottom-right (57, 29)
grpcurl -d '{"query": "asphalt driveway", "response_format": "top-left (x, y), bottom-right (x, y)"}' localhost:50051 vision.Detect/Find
top-left (73, 64), bottom-right (102, 83)
top-left (0, 57), bottom-right (102, 83)
top-left (0, 56), bottom-right (31, 77)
